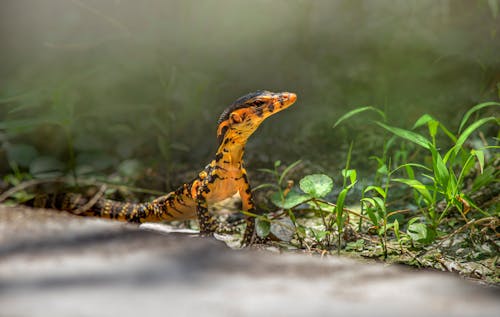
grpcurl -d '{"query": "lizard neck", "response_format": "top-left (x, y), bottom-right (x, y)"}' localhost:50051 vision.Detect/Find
top-left (215, 139), bottom-right (246, 169)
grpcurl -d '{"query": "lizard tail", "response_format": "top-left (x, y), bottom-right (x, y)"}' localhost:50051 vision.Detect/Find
top-left (27, 192), bottom-right (187, 223)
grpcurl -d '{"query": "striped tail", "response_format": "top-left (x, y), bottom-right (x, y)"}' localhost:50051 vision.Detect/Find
top-left (28, 191), bottom-right (197, 223)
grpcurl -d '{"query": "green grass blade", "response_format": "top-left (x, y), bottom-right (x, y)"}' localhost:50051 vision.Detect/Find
top-left (428, 119), bottom-right (439, 139)
top-left (372, 196), bottom-right (386, 213)
top-left (363, 204), bottom-right (379, 226)
top-left (421, 173), bottom-right (436, 183)
top-left (446, 172), bottom-right (458, 199)
top-left (252, 183), bottom-right (280, 191)
top-left (412, 114), bottom-right (435, 129)
top-left (390, 163), bottom-right (432, 175)
top-left (336, 188), bottom-right (348, 227)
top-left (471, 150), bottom-right (484, 174)
top-left (257, 168), bottom-right (276, 175)
top-left (439, 123), bottom-right (457, 143)
top-left (278, 159), bottom-right (302, 185)
top-left (361, 197), bottom-right (376, 207)
top-left (393, 178), bottom-right (433, 203)
top-left (333, 106), bottom-right (386, 128)
top-left (454, 117), bottom-right (497, 156)
top-left (458, 102), bottom-right (500, 134)
top-left (405, 164), bottom-right (415, 180)
top-left (375, 121), bottom-right (433, 150)
top-left (430, 147), bottom-right (450, 188)
top-left (364, 185), bottom-right (386, 199)
top-left (361, 197), bottom-right (385, 212)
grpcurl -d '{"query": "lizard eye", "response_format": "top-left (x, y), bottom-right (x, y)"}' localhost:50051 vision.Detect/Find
top-left (253, 100), bottom-right (265, 107)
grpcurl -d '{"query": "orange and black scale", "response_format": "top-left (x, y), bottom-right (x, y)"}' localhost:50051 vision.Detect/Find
top-left (30, 90), bottom-right (297, 246)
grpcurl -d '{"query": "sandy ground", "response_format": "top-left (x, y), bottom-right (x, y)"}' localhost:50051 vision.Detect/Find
top-left (0, 205), bottom-right (498, 317)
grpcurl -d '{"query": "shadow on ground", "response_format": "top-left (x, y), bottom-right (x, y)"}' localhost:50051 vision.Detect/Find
top-left (0, 206), bottom-right (498, 317)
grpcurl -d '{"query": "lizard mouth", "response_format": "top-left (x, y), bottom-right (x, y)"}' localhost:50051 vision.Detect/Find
top-left (267, 92), bottom-right (297, 114)
top-left (287, 92), bottom-right (297, 103)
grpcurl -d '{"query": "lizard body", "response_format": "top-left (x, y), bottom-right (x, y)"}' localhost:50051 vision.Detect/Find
top-left (32, 90), bottom-right (297, 245)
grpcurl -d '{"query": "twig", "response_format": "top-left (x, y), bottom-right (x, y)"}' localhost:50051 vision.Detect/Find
top-left (0, 177), bottom-right (167, 204)
top-left (0, 178), bottom-right (66, 203)
top-left (316, 200), bottom-right (373, 222)
top-left (72, 184), bottom-right (107, 215)
top-left (436, 217), bottom-right (498, 247)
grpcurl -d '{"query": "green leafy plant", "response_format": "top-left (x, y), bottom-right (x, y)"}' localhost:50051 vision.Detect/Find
top-left (335, 102), bottom-right (499, 246)
top-left (256, 153), bottom-right (359, 250)
top-left (253, 100), bottom-right (497, 259)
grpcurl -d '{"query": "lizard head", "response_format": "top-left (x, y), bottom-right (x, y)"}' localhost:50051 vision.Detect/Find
top-left (216, 90), bottom-right (297, 146)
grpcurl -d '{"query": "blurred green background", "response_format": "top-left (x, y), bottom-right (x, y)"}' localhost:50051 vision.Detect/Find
top-left (1, 0), bottom-right (499, 190)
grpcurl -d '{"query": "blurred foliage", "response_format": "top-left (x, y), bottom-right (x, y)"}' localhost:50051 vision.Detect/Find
top-left (0, 0), bottom-right (499, 189)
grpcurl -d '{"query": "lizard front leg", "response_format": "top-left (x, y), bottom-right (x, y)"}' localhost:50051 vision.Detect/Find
top-left (239, 171), bottom-right (258, 246)
top-left (195, 182), bottom-right (218, 235)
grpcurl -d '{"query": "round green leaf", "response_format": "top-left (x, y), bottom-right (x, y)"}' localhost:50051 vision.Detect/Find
top-left (255, 218), bottom-right (271, 238)
top-left (299, 174), bottom-right (333, 198)
top-left (407, 222), bottom-right (436, 244)
top-left (270, 191), bottom-right (311, 209)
